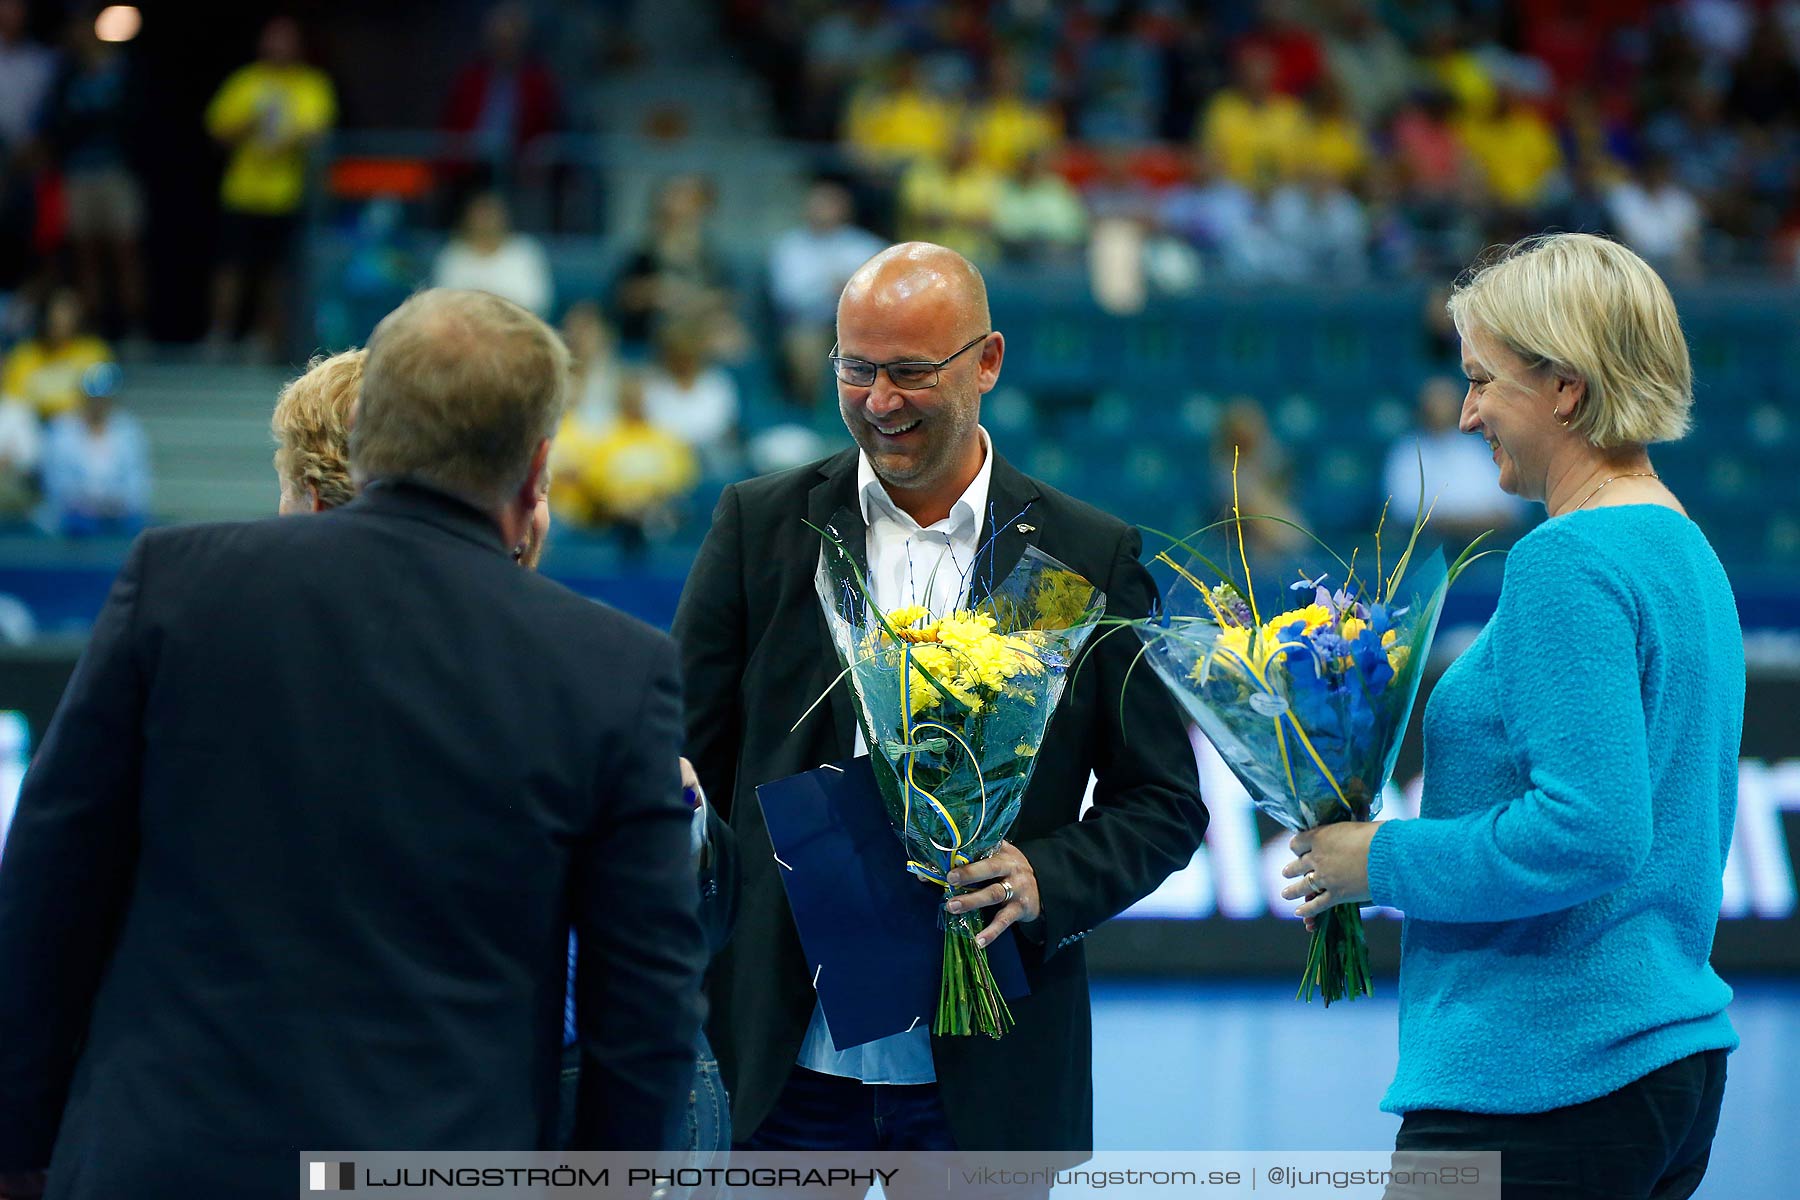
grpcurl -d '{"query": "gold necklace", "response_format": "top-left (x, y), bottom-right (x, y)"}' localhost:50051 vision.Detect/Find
top-left (1571, 471), bottom-right (1659, 512)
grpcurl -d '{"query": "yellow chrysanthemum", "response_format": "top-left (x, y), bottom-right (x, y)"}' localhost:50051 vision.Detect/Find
top-left (886, 604), bottom-right (931, 631)
top-left (1263, 604), bottom-right (1333, 642)
top-left (1387, 643), bottom-right (1411, 675)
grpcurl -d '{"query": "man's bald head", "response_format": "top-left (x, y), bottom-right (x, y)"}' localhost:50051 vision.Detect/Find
top-left (351, 288), bottom-right (569, 509)
top-left (832, 243), bottom-right (1002, 517)
top-left (838, 242), bottom-right (991, 340)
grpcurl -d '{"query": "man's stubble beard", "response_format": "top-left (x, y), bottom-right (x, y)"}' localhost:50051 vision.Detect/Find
top-left (843, 385), bottom-right (981, 496)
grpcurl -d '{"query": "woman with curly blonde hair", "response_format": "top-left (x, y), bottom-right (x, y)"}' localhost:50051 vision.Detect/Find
top-left (272, 348), bottom-right (363, 513)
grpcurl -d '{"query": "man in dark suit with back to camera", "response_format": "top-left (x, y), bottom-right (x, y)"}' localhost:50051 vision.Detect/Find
top-left (0, 289), bottom-right (707, 1200)
top-left (674, 242), bottom-right (1208, 1158)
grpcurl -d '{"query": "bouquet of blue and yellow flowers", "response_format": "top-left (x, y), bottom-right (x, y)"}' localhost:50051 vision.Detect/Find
top-left (1134, 471), bottom-right (1489, 1004)
top-left (812, 519), bottom-right (1105, 1037)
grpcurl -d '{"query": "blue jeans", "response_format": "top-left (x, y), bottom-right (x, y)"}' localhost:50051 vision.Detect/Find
top-left (1390, 1049), bottom-right (1727, 1200)
top-left (558, 1031), bottom-right (730, 1168)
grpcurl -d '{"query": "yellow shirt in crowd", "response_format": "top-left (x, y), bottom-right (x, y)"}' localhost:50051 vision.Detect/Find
top-left (844, 84), bottom-right (960, 166)
top-left (205, 63), bottom-right (337, 216)
top-left (1201, 90), bottom-right (1310, 187)
top-left (1301, 113), bottom-right (1369, 185)
top-left (967, 96), bottom-right (1061, 174)
top-left (1460, 107), bottom-right (1563, 207)
top-left (1, 337), bottom-right (113, 419)
top-left (551, 415), bottom-right (699, 524)
top-left (899, 158), bottom-right (1002, 262)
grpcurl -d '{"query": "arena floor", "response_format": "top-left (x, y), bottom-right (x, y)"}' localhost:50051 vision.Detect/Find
top-left (1090, 978), bottom-right (1793, 1196)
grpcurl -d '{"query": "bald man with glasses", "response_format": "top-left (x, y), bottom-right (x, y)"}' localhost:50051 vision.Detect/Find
top-left (672, 243), bottom-right (1207, 1164)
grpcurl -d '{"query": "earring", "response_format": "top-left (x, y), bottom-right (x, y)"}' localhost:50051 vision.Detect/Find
top-left (1554, 409), bottom-right (1571, 427)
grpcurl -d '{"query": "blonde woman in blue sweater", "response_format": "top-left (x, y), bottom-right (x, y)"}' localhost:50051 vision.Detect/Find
top-left (1282, 233), bottom-right (1743, 1200)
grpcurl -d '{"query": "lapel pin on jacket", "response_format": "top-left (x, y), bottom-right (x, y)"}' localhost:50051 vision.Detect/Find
top-left (1017, 523), bottom-right (1035, 534)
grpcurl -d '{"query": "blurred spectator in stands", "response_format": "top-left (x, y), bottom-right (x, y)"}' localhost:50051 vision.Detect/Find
top-left (1644, 84), bottom-right (1737, 200)
top-left (0, 391), bottom-right (39, 520)
top-left (0, 1), bottom-right (52, 154)
top-left (1681, 0), bottom-right (1753, 76)
top-left (561, 300), bottom-right (623, 435)
top-left (1363, 159), bottom-right (1424, 277)
top-left (1072, 5), bottom-right (1164, 142)
top-left (611, 174), bottom-right (742, 354)
top-left (1391, 89), bottom-right (1466, 200)
top-left (1419, 283), bottom-right (1459, 368)
top-left (431, 191), bottom-right (552, 316)
top-left (769, 180), bottom-right (883, 409)
top-left (2, 288), bottom-right (113, 421)
top-left (37, 361), bottom-right (149, 537)
top-left (1725, 10), bottom-right (1800, 127)
top-left (1458, 87), bottom-right (1564, 214)
top-left (271, 348), bottom-right (362, 514)
top-left (1267, 162), bottom-right (1369, 282)
top-left (1545, 152), bottom-right (1617, 239)
top-left (968, 55), bottom-right (1060, 175)
top-left (1159, 147), bottom-right (1256, 276)
top-left (1210, 397), bottom-right (1303, 554)
top-left (546, 305), bottom-right (614, 527)
top-left (1560, 89), bottom-right (1637, 181)
top-left (1238, 0), bottom-right (1326, 97)
top-left (1321, 0), bottom-right (1415, 125)
top-left (1422, 20), bottom-right (1497, 119)
top-left (843, 56), bottom-right (960, 170)
top-left (577, 372), bottom-right (700, 558)
top-left (898, 133), bottom-right (1000, 263)
top-left (1390, 89), bottom-right (1482, 271)
top-left (642, 320), bottom-right (739, 477)
top-left (1200, 45), bottom-right (1307, 189)
top-left (203, 16), bottom-right (336, 361)
top-left (1607, 155), bottom-right (1703, 278)
top-left (441, 3), bottom-right (561, 171)
top-left (0, 0), bottom-right (54, 297)
top-left (1300, 77), bottom-right (1370, 187)
top-left (802, 2), bottom-right (903, 141)
top-left (994, 149), bottom-right (1089, 264)
top-left (1383, 375), bottom-right (1524, 547)
top-left (1159, 7), bottom-right (1229, 140)
top-left (40, 18), bottom-right (147, 345)
top-left (1082, 146), bottom-right (1159, 226)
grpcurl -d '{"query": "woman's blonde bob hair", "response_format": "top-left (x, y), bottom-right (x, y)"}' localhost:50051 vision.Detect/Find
top-left (1447, 232), bottom-right (1692, 447)
top-left (272, 348), bottom-right (365, 509)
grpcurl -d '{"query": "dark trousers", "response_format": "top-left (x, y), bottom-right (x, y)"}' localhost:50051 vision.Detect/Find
top-left (739, 1065), bottom-right (957, 1153)
top-left (740, 1067), bottom-right (1056, 1200)
top-left (557, 1031), bottom-right (730, 1157)
top-left (1391, 1049), bottom-right (1728, 1200)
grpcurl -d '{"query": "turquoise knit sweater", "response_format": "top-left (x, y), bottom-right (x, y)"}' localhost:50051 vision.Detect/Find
top-left (1367, 505), bottom-right (1742, 1115)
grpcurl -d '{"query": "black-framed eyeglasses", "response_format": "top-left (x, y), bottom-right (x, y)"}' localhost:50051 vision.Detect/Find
top-left (829, 332), bottom-right (991, 391)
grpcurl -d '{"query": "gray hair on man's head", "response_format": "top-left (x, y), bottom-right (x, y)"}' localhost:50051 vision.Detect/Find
top-left (350, 288), bottom-right (570, 509)
top-left (1447, 232), bottom-right (1693, 448)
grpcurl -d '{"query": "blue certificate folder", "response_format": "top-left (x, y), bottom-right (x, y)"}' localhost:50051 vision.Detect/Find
top-left (756, 757), bottom-right (1030, 1050)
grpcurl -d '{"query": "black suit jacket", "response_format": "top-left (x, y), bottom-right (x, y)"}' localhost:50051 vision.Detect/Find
top-left (0, 481), bottom-right (707, 1199)
top-left (672, 448), bottom-right (1208, 1152)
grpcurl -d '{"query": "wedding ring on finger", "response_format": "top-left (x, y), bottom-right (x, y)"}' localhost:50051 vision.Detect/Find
top-left (1305, 871), bottom-right (1322, 895)
top-left (1001, 879), bottom-right (1016, 904)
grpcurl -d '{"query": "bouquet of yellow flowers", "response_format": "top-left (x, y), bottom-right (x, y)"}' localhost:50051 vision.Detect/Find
top-left (812, 518), bottom-right (1104, 1037)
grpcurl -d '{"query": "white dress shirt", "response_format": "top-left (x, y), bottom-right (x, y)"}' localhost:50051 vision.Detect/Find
top-left (796, 428), bottom-right (994, 1085)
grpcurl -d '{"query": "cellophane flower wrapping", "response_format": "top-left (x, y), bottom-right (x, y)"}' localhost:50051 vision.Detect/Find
top-left (1136, 547), bottom-right (1452, 1004)
top-left (814, 526), bottom-right (1105, 1037)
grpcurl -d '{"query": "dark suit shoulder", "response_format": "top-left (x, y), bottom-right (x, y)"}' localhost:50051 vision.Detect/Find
top-left (1018, 474), bottom-right (1136, 550)
top-left (723, 450), bottom-right (856, 516)
top-left (516, 567), bottom-right (676, 663)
